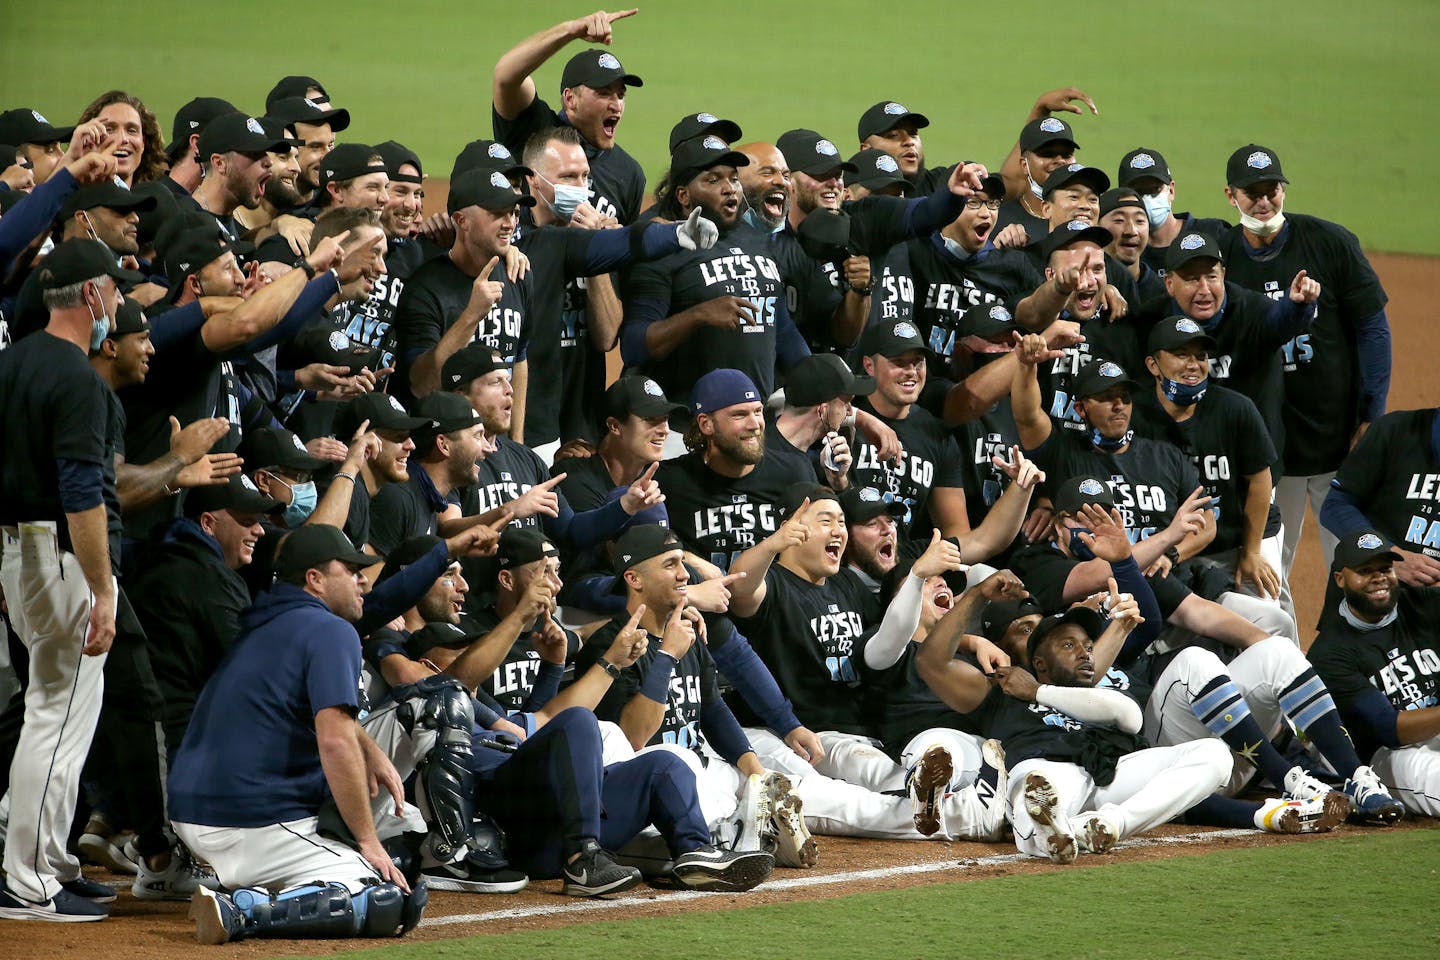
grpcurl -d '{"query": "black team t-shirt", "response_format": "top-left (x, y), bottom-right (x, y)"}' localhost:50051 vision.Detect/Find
top-left (850, 396), bottom-right (967, 539)
top-left (731, 564), bottom-right (879, 735)
top-left (393, 255), bottom-right (530, 393)
top-left (1034, 431), bottom-right (1201, 545)
top-left (858, 641), bottom-right (982, 761)
top-left (1009, 539), bottom-right (1193, 617)
top-left (1218, 214), bottom-right (1388, 475)
top-left (467, 604), bottom-right (580, 715)
top-left (1329, 408), bottom-right (1440, 556)
top-left (907, 236), bottom-right (1041, 368)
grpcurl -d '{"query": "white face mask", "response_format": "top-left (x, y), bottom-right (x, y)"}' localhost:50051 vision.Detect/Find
top-left (1239, 208), bottom-right (1286, 237)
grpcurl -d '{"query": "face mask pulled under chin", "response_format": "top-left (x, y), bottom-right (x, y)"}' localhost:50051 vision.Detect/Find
top-left (86, 289), bottom-right (112, 353)
top-left (1159, 375), bottom-right (1208, 406)
top-left (1238, 208), bottom-right (1286, 237)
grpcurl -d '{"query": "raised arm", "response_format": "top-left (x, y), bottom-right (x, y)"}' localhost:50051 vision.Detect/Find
top-left (492, 9), bottom-right (638, 120)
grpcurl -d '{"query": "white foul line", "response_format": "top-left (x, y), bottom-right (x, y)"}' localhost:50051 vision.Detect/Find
top-left (424, 828), bottom-right (1255, 928)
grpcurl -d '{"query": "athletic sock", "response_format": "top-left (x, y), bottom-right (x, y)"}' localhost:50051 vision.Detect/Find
top-left (1182, 793), bottom-right (1261, 829)
top-left (1190, 675), bottom-right (1292, 787)
top-left (1279, 668), bottom-right (1362, 778)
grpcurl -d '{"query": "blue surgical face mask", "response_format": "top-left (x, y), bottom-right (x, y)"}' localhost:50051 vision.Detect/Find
top-left (271, 475), bottom-right (318, 527)
top-left (86, 285), bottom-right (113, 353)
top-left (1067, 527), bottom-right (1096, 560)
top-left (1089, 427), bottom-right (1134, 452)
top-left (540, 175), bottom-right (590, 222)
top-left (1159, 375), bottom-right (1208, 406)
top-left (1141, 191), bottom-right (1172, 229)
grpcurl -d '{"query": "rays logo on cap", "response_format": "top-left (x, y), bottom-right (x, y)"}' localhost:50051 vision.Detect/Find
top-left (1357, 533), bottom-right (1384, 549)
top-left (240, 475), bottom-right (260, 493)
top-left (487, 143), bottom-right (510, 159)
top-left (816, 139), bottom-right (838, 156)
top-left (597, 53), bottom-right (622, 70)
top-left (1175, 318), bottom-right (1202, 334)
top-left (31, 109), bottom-right (48, 123)
top-left (893, 321), bottom-right (919, 339)
top-left (1040, 118), bottom-right (1065, 133)
top-left (387, 396), bottom-right (405, 413)
top-left (489, 171), bottom-right (510, 189)
top-left (328, 331), bottom-right (350, 351)
top-left (1098, 362), bottom-right (1124, 378)
top-left (1179, 234), bottom-right (1205, 251)
top-left (860, 487), bottom-right (881, 502)
top-left (1078, 478), bottom-right (1105, 496)
top-left (884, 102), bottom-right (907, 115)
top-left (246, 117), bottom-right (265, 135)
top-left (291, 434), bottom-right (306, 452)
top-left (642, 379), bottom-right (663, 397)
top-left (1247, 151), bottom-right (1272, 169)
top-left (1130, 153), bottom-right (1155, 169)
top-left (697, 112), bottom-right (719, 123)
top-left (702, 135), bottom-right (727, 150)
top-left (990, 305), bottom-right (1012, 321)
top-left (876, 155), bottom-right (899, 173)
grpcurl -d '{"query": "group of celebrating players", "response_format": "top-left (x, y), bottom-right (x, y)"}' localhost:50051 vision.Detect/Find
top-left (1, 6), bottom-right (1437, 946)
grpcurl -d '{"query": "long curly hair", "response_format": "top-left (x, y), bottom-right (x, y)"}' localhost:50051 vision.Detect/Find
top-left (77, 90), bottom-right (165, 184)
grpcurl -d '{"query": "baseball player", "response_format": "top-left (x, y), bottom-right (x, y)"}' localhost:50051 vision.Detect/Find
top-left (1113, 147), bottom-right (1230, 275)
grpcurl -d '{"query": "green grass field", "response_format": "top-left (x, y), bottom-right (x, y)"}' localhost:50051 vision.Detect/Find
top-left (280, 829), bottom-right (1440, 960)
top-left (3, 1), bottom-right (1438, 252)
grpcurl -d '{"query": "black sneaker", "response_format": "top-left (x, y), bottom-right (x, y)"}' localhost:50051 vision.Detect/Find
top-left (561, 839), bottom-right (642, 897)
top-left (423, 857), bottom-right (529, 894)
top-left (0, 881), bottom-right (108, 922)
top-left (671, 845), bottom-right (773, 892)
top-left (61, 875), bottom-right (117, 904)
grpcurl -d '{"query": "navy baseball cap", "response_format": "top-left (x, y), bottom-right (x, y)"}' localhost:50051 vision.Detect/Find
top-left (1226, 144), bottom-right (1288, 189)
top-left (858, 318), bottom-right (926, 358)
top-left (274, 523), bottom-right (372, 578)
top-left (1026, 606), bottom-right (1108, 665)
top-left (561, 49), bottom-right (643, 93)
top-left (1071, 360), bottom-right (1139, 400)
top-left (1118, 147), bottom-right (1172, 187)
top-left (1019, 116), bottom-right (1078, 153)
top-left (1331, 530), bottom-right (1403, 573)
top-left (857, 101), bottom-right (930, 141)
top-left (1053, 475), bottom-right (1116, 515)
top-left (668, 112), bottom-right (742, 152)
top-left (690, 368), bottom-right (761, 415)
top-left (1165, 231), bottom-right (1224, 273)
top-left (777, 129), bottom-right (857, 178)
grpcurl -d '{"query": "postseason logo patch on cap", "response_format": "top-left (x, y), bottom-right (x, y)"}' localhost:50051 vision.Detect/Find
top-left (1129, 153), bottom-right (1155, 170)
top-left (31, 109), bottom-right (48, 123)
top-left (291, 433), bottom-right (307, 452)
top-left (1357, 533), bottom-right (1383, 549)
top-left (1079, 478), bottom-right (1105, 496)
top-left (597, 52), bottom-right (622, 70)
top-left (1247, 151), bottom-right (1272, 169)
top-left (1175, 318), bottom-right (1201, 334)
top-left (697, 112), bottom-right (719, 123)
top-left (876, 155), bottom-right (899, 173)
top-left (702, 135), bottom-right (727, 150)
top-left (859, 486), bottom-right (881, 502)
top-left (990, 305), bottom-right (1012, 321)
top-left (884, 102), bottom-right (907, 115)
top-left (240, 474), bottom-right (261, 493)
top-left (1098, 362), bottom-right (1124, 379)
top-left (246, 117), bottom-right (265, 135)
top-left (816, 139), bottom-right (838, 157)
top-left (489, 170), bottom-right (509, 189)
top-left (642, 379), bottom-right (663, 397)
top-left (1040, 118), bottom-right (1065, 133)
top-left (1179, 233), bottom-right (1205, 250)
top-left (488, 143), bottom-right (510, 159)
top-left (387, 395), bottom-right (406, 413)
top-left (1066, 219), bottom-right (1092, 231)
top-left (893, 321), bottom-right (918, 339)
top-left (328, 330), bottom-right (350, 351)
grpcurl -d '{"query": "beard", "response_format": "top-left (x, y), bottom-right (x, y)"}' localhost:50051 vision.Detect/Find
top-left (264, 174), bottom-right (305, 210)
top-left (711, 428), bottom-right (764, 465)
top-left (1343, 583), bottom-right (1397, 620)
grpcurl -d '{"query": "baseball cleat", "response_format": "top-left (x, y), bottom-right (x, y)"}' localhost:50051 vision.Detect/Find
top-left (733, 772), bottom-right (779, 853)
top-left (940, 739), bottom-right (1010, 841)
top-left (189, 886), bottom-right (243, 943)
top-left (1281, 765), bottom-right (1334, 803)
top-left (1077, 813), bottom-right (1118, 854)
top-left (767, 776), bottom-right (818, 868)
top-left (1022, 772), bottom-right (1077, 865)
top-left (671, 846), bottom-right (774, 892)
top-left (909, 745), bottom-right (954, 837)
top-left (1258, 792), bottom-right (1349, 834)
top-left (1343, 765), bottom-right (1405, 825)
top-left (561, 839), bottom-right (643, 897)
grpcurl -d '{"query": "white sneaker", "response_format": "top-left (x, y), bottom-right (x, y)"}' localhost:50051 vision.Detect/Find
top-left (1076, 812), bottom-right (1118, 854)
top-left (908, 745), bottom-right (953, 837)
top-left (1282, 765), bottom-right (1333, 802)
top-left (733, 773), bottom-right (778, 853)
top-left (132, 849), bottom-right (219, 901)
top-left (766, 774), bottom-right (817, 868)
top-left (1257, 793), bottom-right (1348, 834)
top-left (1022, 772), bottom-right (1076, 864)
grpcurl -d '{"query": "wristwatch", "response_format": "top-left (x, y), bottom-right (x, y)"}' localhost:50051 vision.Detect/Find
top-left (596, 657), bottom-right (623, 679)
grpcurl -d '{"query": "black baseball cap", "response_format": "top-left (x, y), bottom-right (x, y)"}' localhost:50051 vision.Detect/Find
top-left (292, 323), bottom-right (380, 375)
top-left (847, 148), bottom-right (912, 195)
top-left (858, 318), bottom-right (926, 359)
top-left (0, 107), bottom-right (74, 145)
top-left (265, 96), bottom-right (351, 136)
top-left (1027, 606), bottom-right (1107, 665)
top-left (1019, 116), bottom-right (1078, 154)
top-left (857, 101), bottom-right (930, 141)
top-left (108, 299), bottom-right (149, 337)
top-left (796, 209), bottom-right (853, 264)
top-left (1098, 188), bottom-right (1144, 219)
top-left (450, 139), bottom-right (531, 181)
top-left (776, 129), bottom-right (857, 178)
top-left (442, 343), bottom-right (505, 391)
top-left (162, 228), bottom-right (239, 286)
top-left (604, 375), bottom-right (687, 422)
top-left (59, 179), bottom-right (158, 220)
top-left (1331, 530), bottom-right (1404, 573)
top-left (198, 113), bottom-right (293, 159)
top-left (246, 426), bottom-right (327, 473)
top-left (37, 238), bottom-right (142, 289)
top-left (1164, 231), bottom-right (1224, 273)
top-left (375, 140), bottom-right (422, 182)
top-left (405, 620), bottom-right (476, 659)
top-left (378, 534), bottom-right (445, 583)
top-left (168, 97), bottom-right (238, 160)
top-left (690, 368), bottom-right (762, 415)
top-left (1040, 219), bottom-right (1114, 262)
top-left (1052, 475), bottom-right (1116, 515)
top-left (413, 392), bottom-right (485, 439)
top-left (129, 180), bottom-right (182, 249)
top-left (612, 524), bottom-right (681, 575)
top-left (447, 166), bottom-right (535, 214)
top-left (668, 112), bottom-right (742, 152)
top-left (1071, 360), bottom-right (1139, 400)
top-left (560, 49), bottom-right (643, 93)
top-left (777, 481), bottom-right (839, 520)
top-left (1226, 144), bottom-right (1288, 189)
top-left (966, 302), bottom-right (1018, 340)
top-left (670, 134), bottom-right (749, 183)
top-left (1118, 147), bottom-right (1172, 187)
top-left (1147, 315), bottom-right (1218, 357)
top-left (497, 527), bottom-right (557, 570)
top-left (266, 75), bottom-right (329, 112)
top-left (840, 484), bottom-right (907, 524)
top-left (183, 472), bottom-right (281, 518)
top-left (981, 596), bottom-right (1042, 645)
top-left (274, 523), bottom-right (371, 578)
top-left (317, 143), bottom-right (386, 189)
top-left (785, 354), bottom-right (875, 407)
top-left (1042, 163), bottom-right (1110, 199)
top-left (0, 143), bottom-right (21, 168)
top-left (338, 392), bottom-right (428, 436)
